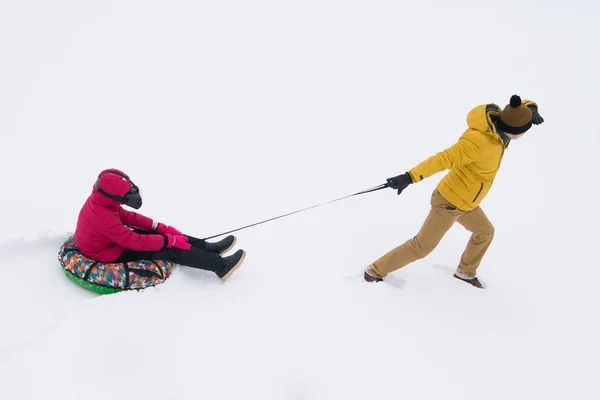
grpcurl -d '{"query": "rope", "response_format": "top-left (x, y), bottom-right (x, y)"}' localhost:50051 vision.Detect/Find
top-left (202, 183), bottom-right (388, 240)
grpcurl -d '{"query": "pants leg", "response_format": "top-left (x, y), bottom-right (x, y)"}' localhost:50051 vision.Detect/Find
top-left (118, 241), bottom-right (226, 273)
top-left (370, 189), bottom-right (462, 278)
top-left (455, 206), bottom-right (495, 278)
top-left (184, 235), bottom-right (209, 251)
top-left (131, 229), bottom-right (210, 251)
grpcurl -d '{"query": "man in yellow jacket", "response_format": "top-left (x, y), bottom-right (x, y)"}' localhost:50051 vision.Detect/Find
top-left (365, 95), bottom-right (544, 288)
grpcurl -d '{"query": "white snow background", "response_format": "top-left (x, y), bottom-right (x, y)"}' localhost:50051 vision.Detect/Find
top-left (1, 0), bottom-right (599, 399)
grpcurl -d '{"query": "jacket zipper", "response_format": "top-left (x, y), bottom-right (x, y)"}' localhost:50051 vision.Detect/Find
top-left (473, 183), bottom-right (483, 203)
top-left (488, 140), bottom-right (506, 195)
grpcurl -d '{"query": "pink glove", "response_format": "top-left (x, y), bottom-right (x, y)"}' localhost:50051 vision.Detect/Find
top-left (156, 222), bottom-right (182, 236)
top-left (166, 234), bottom-right (191, 250)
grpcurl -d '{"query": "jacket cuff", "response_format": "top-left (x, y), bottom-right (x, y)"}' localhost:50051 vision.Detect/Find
top-left (408, 170), bottom-right (421, 182)
top-left (522, 99), bottom-right (538, 109)
top-left (151, 221), bottom-right (159, 231)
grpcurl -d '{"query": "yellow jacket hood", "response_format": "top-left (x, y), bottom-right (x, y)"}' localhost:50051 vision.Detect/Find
top-left (466, 103), bottom-right (503, 141)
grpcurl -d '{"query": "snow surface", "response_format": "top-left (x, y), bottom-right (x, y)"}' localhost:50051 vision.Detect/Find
top-left (1, 0), bottom-right (599, 399)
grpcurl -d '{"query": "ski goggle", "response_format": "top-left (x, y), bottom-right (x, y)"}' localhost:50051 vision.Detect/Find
top-left (94, 170), bottom-right (143, 209)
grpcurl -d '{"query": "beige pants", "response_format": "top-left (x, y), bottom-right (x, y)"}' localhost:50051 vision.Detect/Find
top-left (369, 189), bottom-right (494, 279)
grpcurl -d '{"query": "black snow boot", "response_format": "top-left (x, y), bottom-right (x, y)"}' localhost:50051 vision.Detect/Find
top-left (217, 249), bottom-right (246, 282)
top-left (453, 274), bottom-right (485, 289)
top-left (205, 235), bottom-right (236, 256)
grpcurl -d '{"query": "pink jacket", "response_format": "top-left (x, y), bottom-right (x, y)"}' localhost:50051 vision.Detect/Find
top-left (74, 170), bottom-right (165, 262)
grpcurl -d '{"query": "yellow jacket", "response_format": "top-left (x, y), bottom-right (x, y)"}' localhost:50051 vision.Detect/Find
top-left (408, 101), bottom-right (536, 211)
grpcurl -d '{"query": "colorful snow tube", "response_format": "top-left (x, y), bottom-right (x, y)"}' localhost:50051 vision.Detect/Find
top-left (58, 235), bottom-right (174, 294)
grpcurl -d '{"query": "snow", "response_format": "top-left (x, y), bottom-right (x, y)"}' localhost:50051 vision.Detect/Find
top-left (1, 0), bottom-right (599, 399)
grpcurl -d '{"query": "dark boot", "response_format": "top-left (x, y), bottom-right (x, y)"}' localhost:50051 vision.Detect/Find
top-left (205, 235), bottom-right (236, 256)
top-left (217, 249), bottom-right (246, 282)
top-left (453, 273), bottom-right (484, 289)
top-left (364, 269), bottom-right (383, 283)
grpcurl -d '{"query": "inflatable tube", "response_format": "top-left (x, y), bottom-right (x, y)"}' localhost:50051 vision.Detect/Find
top-left (58, 236), bottom-right (173, 294)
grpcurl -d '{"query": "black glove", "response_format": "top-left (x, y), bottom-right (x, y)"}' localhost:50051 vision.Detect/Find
top-left (386, 172), bottom-right (413, 195)
top-left (527, 105), bottom-right (544, 125)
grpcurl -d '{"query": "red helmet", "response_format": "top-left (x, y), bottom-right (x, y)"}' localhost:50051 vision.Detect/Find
top-left (94, 169), bottom-right (142, 209)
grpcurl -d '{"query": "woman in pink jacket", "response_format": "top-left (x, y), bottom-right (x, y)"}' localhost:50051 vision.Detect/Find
top-left (75, 169), bottom-right (246, 282)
